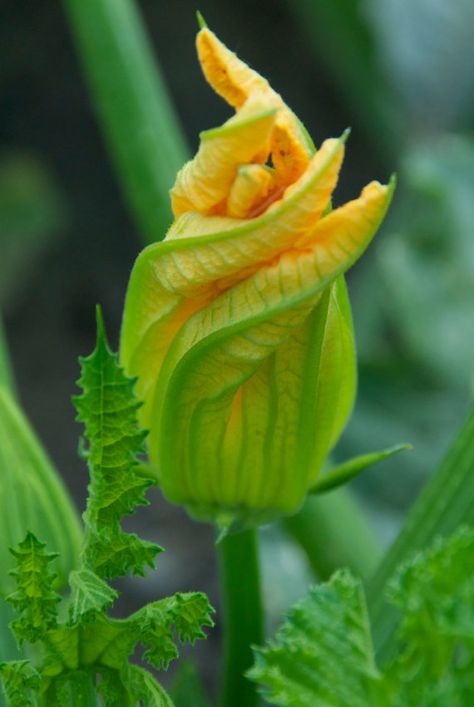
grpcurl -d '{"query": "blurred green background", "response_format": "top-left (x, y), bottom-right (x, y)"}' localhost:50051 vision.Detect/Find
top-left (1, 0), bottom-right (473, 691)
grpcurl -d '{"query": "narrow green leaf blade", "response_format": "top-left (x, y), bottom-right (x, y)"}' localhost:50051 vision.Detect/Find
top-left (248, 570), bottom-right (380, 706)
top-left (69, 569), bottom-right (118, 624)
top-left (0, 385), bottom-right (82, 596)
top-left (65, 0), bottom-right (188, 242)
top-left (73, 308), bottom-right (162, 580)
top-left (125, 665), bottom-right (174, 707)
top-left (310, 444), bottom-right (411, 495)
top-left (368, 404), bottom-right (474, 661)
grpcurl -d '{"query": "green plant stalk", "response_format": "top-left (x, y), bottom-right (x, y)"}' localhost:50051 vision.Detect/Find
top-left (218, 529), bottom-right (263, 707)
top-left (0, 315), bottom-right (14, 396)
top-left (368, 404), bottom-right (474, 661)
top-left (285, 487), bottom-right (382, 581)
top-left (0, 318), bottom-right (21, 697)
top-left (65, 0), bottom-right (188, 242)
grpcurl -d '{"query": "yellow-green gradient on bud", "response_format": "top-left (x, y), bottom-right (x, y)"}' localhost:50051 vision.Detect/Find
top-left (120, 26), bottom-right (394, 529)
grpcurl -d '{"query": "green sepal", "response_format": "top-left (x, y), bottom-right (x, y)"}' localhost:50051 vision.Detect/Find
top-left (310, 444), bottom-right (412, 495)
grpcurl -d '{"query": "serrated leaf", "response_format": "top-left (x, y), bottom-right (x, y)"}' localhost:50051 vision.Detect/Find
top-left (131, 592), bottom-right (214, 671)
top-left (69, 569), bottom-right (118, 624)
top-left (6, 533), bottom-right (60, 644)
top-left (0, 660), bottom-right (40, 707)
top-left (249, 570), bottom-right (380, 707)
top-left (73, 307), bottom-right (162, 579)
top-left (381, 527), bottom-right (474, 706)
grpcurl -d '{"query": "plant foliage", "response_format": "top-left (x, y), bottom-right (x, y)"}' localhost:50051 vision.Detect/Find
top-left (249, 527), bottom-right (474, 706)
top-left (0, 311), bottom-right (213, 706)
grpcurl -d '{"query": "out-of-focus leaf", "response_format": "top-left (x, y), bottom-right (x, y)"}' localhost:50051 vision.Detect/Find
top-left (285, 0), bottom-right (401, 161)
top-left (368, 405), bottom-right (474, 661)
top-left (345, 135), bottom-right (474, 533)
top-left (285, 488), bottom-right (382, 582)
top-left (0, 155), bottom-right (64, 306)
top-left (0, 385), bottom-right (82, 596)
top-left (170, 661), bottom-right (211, 707)
top-left (367, 0), bottom-right (474, 132)
top-left (378, 136), bottom-right (474, 389)
top-left (65, 0), bottom-right (189, 243)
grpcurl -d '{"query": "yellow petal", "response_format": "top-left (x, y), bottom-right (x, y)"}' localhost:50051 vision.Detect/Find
top-left (196, 27), bottom-right (312, 185)
top-left (171, 99), bottom-right (277, 217)
top-left (227, 164), bottom-right (274, 218)
top-left (156, 136), bottom-right (345, 296)
top-left (121, 136), bottom-right (346, 424)
top-left (296, 179), bottom-right (393, 257)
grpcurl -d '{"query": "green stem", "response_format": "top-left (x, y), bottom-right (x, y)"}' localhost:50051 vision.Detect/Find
top-left (65, 0), bottom-right (188, 242)
top-left (368, 404), bottom-right (474, 661)
top-left (0, 315), bottom-right (15, 396)
top-left (217, 529), bottom-right (263, 707)
top-left (284, 487), bottom-right (382, 582)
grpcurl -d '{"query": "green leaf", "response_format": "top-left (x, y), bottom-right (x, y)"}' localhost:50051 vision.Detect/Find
top-left (0, 384), bottom-right (82, 596)
top-left (102, 592), bottom-right (214, 672)
top-left (352, 526), bottom-right (474, 706)
top-left (248, 569), bottom-right (380, 706)
top-left (0, 660), bottom-right (40, 707)
top-left (65, 0), bottom-right (188, 243)
top-left (171, 661), bottom-right (211, 707)
top-left (310, 444), bottom-right (411, 495)
top-left (380, 527), bottom-right (474, 706)
top-left (6, 533), bottom-right (60, 644)
top-left (1, 311), bottom-right (213, 703)
top-left (125, 665), bottom-right (174, 707)
top-left (68, 569), bottom-right (118, 624)
top-left (73, 307), bottom-right (162, 580)
top-left (368, 404), bottom-right (474, 661)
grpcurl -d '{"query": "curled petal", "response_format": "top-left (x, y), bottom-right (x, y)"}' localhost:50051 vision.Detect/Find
top-left (171, 99), bottom-right (277, 217)
top-left (197, 27), bottom-right (312, 184)
top-left (121, 136), bottom-right (349, 425)
top-left (227, 164), bottom-right (274, 218)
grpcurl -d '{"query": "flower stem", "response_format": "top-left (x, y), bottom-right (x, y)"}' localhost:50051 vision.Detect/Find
top-left (217, 528), bottom-right (263, 707)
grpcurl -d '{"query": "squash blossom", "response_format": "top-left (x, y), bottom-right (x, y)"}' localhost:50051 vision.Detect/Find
top-left (120, 27), bottom-right (394, 529)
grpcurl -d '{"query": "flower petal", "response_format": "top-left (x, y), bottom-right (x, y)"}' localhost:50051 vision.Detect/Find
top-left (171, 99), bottom-right (277, 217)
top-left (121, 136), bottom-right (348, 423)
top-left (227, 164), bottom-right (274, 218)
top-left (196, 27), bottom-right (312, 184)
top-left (151, 273), bottom-right (355, 524)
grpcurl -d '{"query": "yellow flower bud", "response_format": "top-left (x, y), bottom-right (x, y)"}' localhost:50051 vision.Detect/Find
top-left (120, 27), bottom-right (394, 529)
